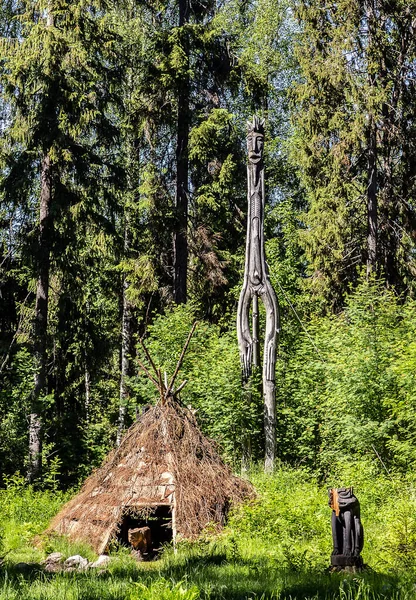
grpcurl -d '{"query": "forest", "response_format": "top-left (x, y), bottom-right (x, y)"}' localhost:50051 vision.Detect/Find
top-left (1, 0), bottom-right (416, 598)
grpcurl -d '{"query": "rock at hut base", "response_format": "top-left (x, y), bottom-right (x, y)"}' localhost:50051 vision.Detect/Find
top-left (89, 555), bottom-right (111, 569)
top-left (42, 552), bottom-right (65, 573)
top-left (64, 555), bottom-right (89, 570)
top-left (43, 551), bottom-right (64, 563)
top-left (41, 552), bottom-right (111, 573)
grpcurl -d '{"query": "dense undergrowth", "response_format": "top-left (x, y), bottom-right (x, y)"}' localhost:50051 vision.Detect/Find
top-left (1, 466), bottom-right (416, 599)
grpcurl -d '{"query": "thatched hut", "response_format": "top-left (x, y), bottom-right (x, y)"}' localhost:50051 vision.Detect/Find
top-left (48, 399), bottom-right (253, 554)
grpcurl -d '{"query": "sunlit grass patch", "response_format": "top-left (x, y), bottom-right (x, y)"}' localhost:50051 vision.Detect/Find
top-left (2, 466), bottom-right (416, 598)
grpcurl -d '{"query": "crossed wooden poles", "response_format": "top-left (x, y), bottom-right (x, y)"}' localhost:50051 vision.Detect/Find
top-left (137, 322), bottom-right (197, 404)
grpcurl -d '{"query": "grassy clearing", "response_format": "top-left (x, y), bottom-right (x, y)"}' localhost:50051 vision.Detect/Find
top-left (1, 466), bottom-right (416, 599)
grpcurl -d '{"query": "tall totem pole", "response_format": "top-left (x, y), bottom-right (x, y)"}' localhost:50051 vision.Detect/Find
top-left (237, 116), bottom-right (280, 472)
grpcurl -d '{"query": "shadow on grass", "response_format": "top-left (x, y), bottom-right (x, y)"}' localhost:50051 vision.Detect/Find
top-left (0, 562), bottom-right (45, 581)
top-left (276, 571), bottom-right (404, 600)
top-left (154, 552), bottom-right (408, 599)
top-left (0, 553), bottom-right (409, 600)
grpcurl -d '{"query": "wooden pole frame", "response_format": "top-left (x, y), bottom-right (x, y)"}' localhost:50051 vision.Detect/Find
top-left (137, 322), bottom-right (197, 403)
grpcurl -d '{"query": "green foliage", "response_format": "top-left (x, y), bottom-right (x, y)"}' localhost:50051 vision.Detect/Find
top-left (274, 280), bottom-right (416, 475)
top-left (0, 0), bottom-right (125, 484)
top-left (1, 0), bottom-right (415, 560)
top-left (225, 466), bottom-right (416, 575)
top-left (0, 0), bottom-right (301, 485)
top-left (0, 474), bottom-right (68, 562)
top-left (227, 468), bottom-right (330, 569)
top-left (0, 348), bottom-right (33, 479)
top-left (292, 0), bottom-right (416, 303)
top-left (121, 278), bottom-right (416, 477)
top-left (133, 304), bottom-right (263, 465)
top-left (3, 467), bottom-right (416, 598)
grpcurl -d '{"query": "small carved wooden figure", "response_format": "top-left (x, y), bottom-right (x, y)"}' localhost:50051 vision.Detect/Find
top-left (128, 526), bottom-right (152, 556)
top-left (237, 116), bottom-right (280, 471)
top-left (328, 487), bottom-right (364, 569)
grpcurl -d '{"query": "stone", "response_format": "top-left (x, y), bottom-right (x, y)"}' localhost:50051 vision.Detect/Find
top-left (41, 552), bottom-right (65, 573)
top-left (42, 552), bottom-right (64, 564)
top-left (42, 552), bottom-right (64, 573)
top-left (43, 562), bottom-right (62, 573)
top-left (64, 555), bottom-right (89, 570)
top-left (89, 555), bottom-right (111, 569)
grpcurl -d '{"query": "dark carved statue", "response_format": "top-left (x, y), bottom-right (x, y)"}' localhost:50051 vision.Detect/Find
top-left (328, 487), bottom-right (364, 569)
top-left (237, 116), bottom-right (280, 471)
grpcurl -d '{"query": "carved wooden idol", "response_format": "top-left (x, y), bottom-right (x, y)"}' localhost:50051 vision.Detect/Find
top-left (328, 487), bottom-right (364, 570)
top-left (237, 116), bottom-right (280, 472)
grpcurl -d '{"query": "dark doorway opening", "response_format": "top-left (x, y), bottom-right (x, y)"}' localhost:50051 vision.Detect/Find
top-left (117, 505), bottom-right (173, 556)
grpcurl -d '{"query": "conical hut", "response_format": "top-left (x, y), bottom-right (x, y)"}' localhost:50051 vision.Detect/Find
top-left (48, 397), bottom-right (254, 555)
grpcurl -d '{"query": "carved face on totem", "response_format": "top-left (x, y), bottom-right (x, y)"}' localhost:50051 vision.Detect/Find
top-left (247, 116), bottom-right (265, 164)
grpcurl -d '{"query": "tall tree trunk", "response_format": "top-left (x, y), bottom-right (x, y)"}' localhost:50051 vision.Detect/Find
top-left (84, 348), bottom-right (91, 424)
top-left (117, 216), bottom-right (134, 446)
top-left (117, 280), bottom-right (133, 446)
top-left (366, 0), bottom-right (378, 278)
top-left (28, 153), bottom-right (52, 483)
top-left (174, 0), bottom-right (190, 304)
top-left (380, 40), bottom-right (398, 288)
top-left (367, 117), bottom-right (378, 278)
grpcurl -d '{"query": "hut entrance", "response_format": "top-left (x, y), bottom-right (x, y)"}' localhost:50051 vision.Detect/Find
top-left (117, 506), bottom-right (173, 556)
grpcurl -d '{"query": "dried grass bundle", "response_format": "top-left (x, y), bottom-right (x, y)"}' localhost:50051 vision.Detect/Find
top-left (140, 399), bottom-right (254, 536)
top-left (47, 399), bottom-right (254, 553)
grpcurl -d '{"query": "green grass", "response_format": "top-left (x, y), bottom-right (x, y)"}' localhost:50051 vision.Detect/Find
top-left (1, 465), bottom-right (416, 599)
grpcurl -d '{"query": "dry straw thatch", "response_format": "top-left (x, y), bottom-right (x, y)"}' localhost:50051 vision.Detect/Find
top-left (49, 324), bottom-right (254, 553)
top-left (48, 399), bottom-right (254, 554)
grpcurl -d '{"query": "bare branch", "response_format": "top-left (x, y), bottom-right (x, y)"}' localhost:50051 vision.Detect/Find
top-left (157, 368), bottom-right (164, 403)
top-left (175, 380), bottom-right (188, 394)
top-left (166, 321), bottom-right (198, 397)
top-left (137, 358), bottom-right (159, 388)
top-left (139, 337), bottom-right (160, 378)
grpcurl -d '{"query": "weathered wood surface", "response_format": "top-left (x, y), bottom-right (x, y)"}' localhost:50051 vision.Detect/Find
top-left (237, 116), bottom-right (280, 472)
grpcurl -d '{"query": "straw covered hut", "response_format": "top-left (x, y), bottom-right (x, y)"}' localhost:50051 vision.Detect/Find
top-left (48, 399), bottom-right (254, 554)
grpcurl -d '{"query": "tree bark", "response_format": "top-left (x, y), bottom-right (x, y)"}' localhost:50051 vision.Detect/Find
top-left (174, 0), bottom-right (190, 304)
top-left (366, 0), bottom-right (378, 278)
top-left (367, 117), bottom-right (378, 278)
top-left (117, 224), bottom-right (134, 446)
top-left (28, 153), bottom-right (52, 483)
top-left (85, 350), bottom-right (91, 424)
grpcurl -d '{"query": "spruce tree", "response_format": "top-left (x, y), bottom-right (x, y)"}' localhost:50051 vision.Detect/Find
top-left (121, 0), bottom-right (291, 315)
top-left (0, 0), bottom-right (122, 481)
top-left (292, 0), bottom-right (416, 306)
